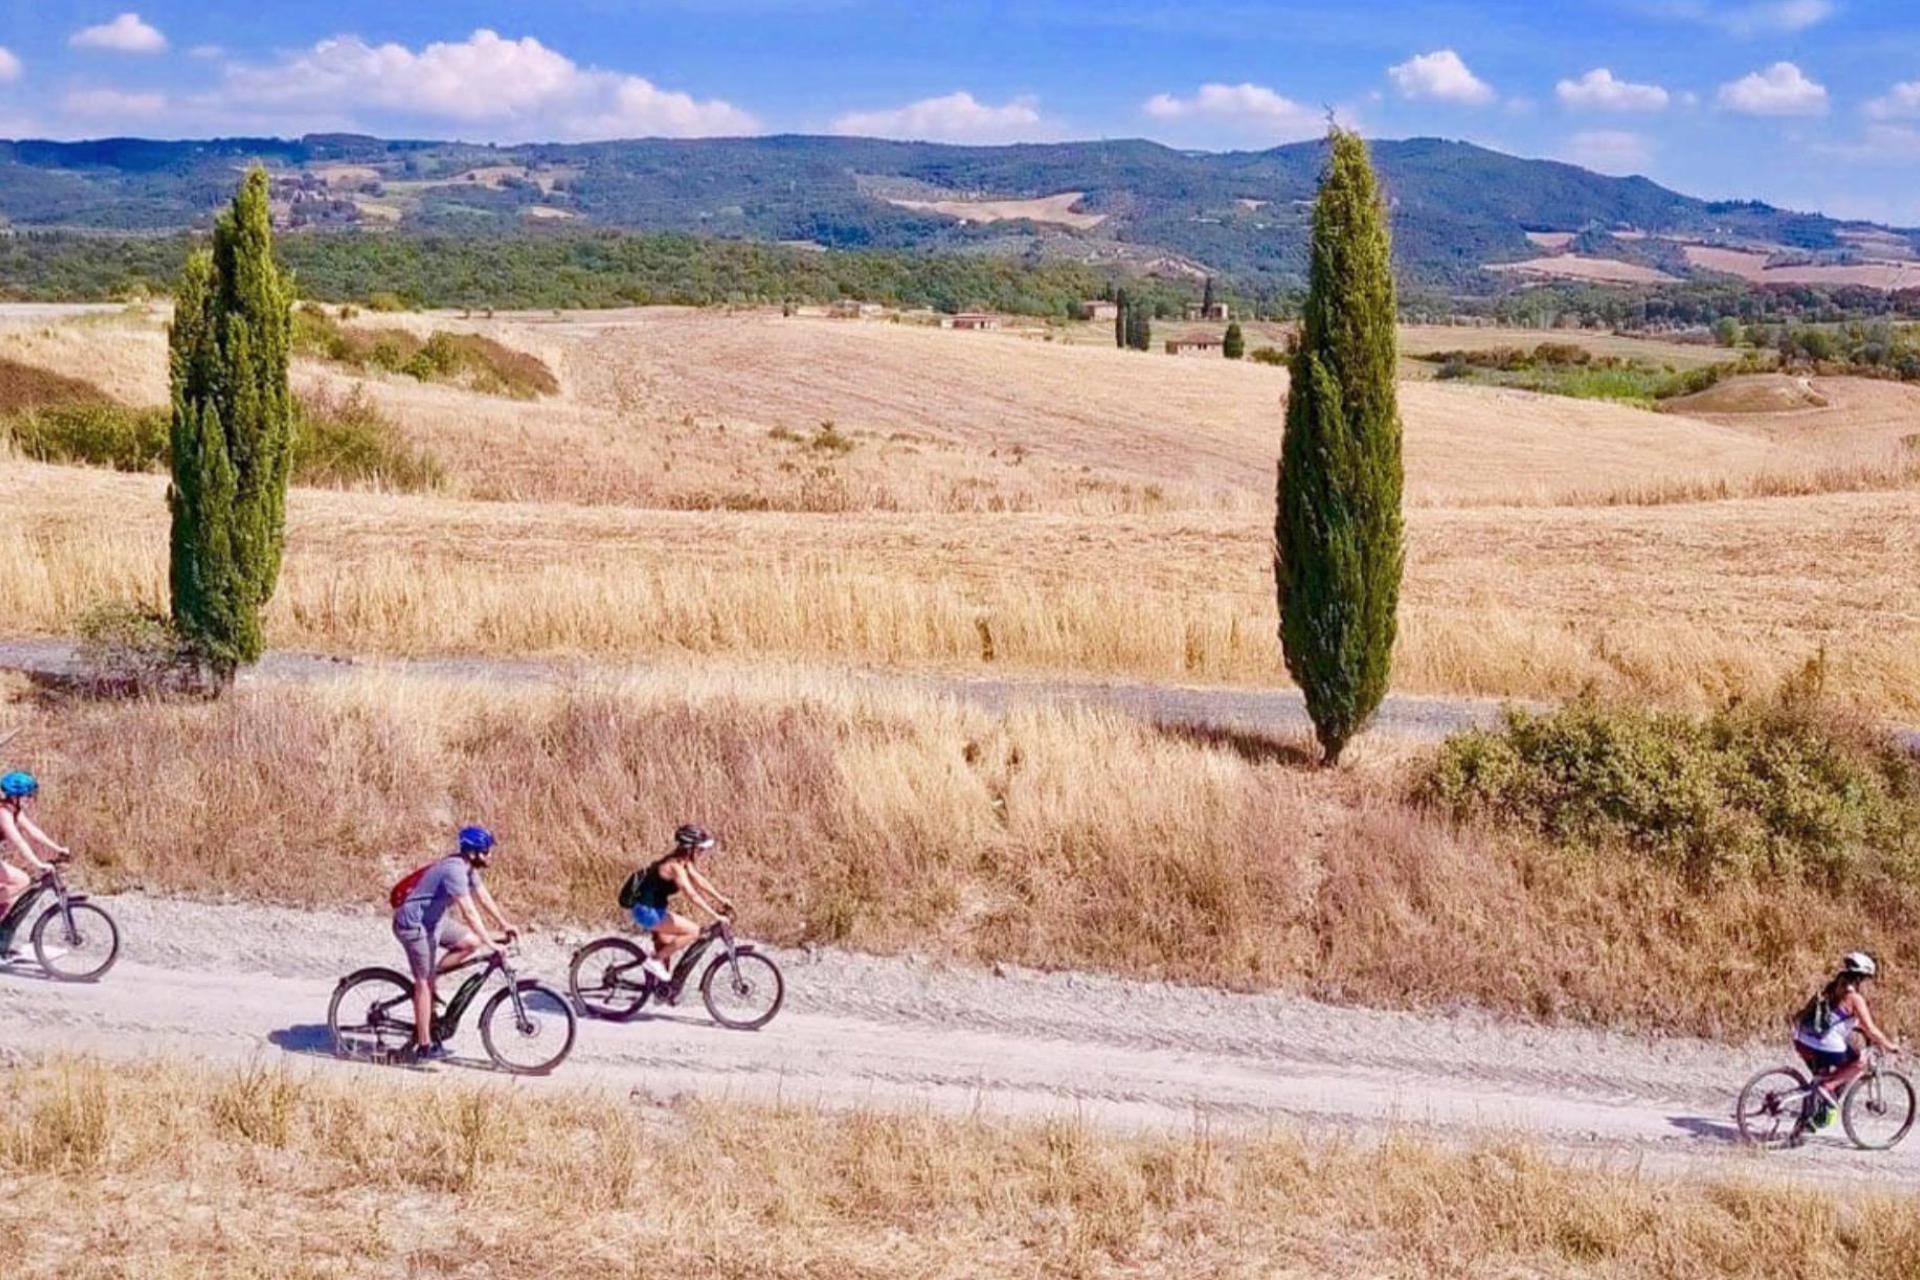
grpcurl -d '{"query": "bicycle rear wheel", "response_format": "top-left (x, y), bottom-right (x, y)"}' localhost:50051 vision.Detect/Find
top-left (31, 902), bottom-right (120, 982)
top-left (480, 980), bottom-right (577, 1075)
top-left (328, 970), bottom-right (418, 1059)
top-left (1842, 1069), bottom-right (1918, 1150)
top-left (569, 937), bottom-right (653, 1021)
top-left (1735, 1066), bottom-right (1813, 1148)
top-left (700, 950), bottom-right (785, 1031)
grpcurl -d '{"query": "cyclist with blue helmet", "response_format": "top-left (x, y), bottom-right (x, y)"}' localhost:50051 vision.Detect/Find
top-left (0, 771), bottom-right (67, 949)
top-left (390, 825), bottom-right (518, 1062)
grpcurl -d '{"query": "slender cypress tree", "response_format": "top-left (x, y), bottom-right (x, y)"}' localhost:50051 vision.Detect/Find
top-left (168, 166), bottom-right (294, 684)
top-left (1129, 302), bottom-right (1152, 351)
top-left (1113, 288), bottom-right (1129, 348)
top-left (1223, 321), bottom-right (1245, 359)
top-left (1201, 275), bottom-right (1216, 315)
top-left (1274, 129), bottom-right (1404, 764)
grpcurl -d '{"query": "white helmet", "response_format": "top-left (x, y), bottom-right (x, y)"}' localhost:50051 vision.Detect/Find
top-left (1843, 951), bottom-right (1878, 978)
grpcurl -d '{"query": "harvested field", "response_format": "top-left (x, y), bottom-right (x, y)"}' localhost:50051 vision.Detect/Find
top-left (1524, 230), bottom-right (1577, 250)
top-left (1682, 243), bottom-right (1920, 289)
top-left (883, 190), bottom-right (1105, 229)
top-left (1486, 254), bottom-right (1680, 284)
top-left (5, 459), bottom-right (1918, 710)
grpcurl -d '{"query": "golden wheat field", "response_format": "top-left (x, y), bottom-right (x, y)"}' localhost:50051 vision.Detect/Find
top-left (3, 306), bottom-right (1918, 709)
top-left (13, 1055), bottom-right (1920, 1280)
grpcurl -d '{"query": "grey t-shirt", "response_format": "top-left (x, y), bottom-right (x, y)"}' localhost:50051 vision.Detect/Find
top-left (393, 854), bottom-right (477, 933)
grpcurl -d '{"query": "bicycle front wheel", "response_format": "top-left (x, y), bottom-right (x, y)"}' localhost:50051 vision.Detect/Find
top-left (700, 950), bottom-right (785, 1031)
top-left (569, 937), bottom-right (653, 1021)
top-left (328, 970), bottom-right (418, 1059)
top-left (1735, 1066), bottom-right (1812, 1148)
top-left (1843, 1069), bottom-right (1918, 1150)
top-left (480, 980), bottom-right (577, 1075)
top-left (31, 901), bottom-right (121, 982)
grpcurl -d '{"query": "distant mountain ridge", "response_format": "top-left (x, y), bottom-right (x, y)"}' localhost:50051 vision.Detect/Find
top-left (1, 132), bottom-right (1914, 292)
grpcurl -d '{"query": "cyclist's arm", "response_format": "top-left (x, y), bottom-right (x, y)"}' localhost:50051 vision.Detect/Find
top-left (470, 878), bottom-right (516, 938)
top-left (1850, 993), bottom-right (1898, 1052)
top-left (17, 814), bottom-right (67, 858)
top-left (680, 864), bottom-right (734, 916)
top-left (0, 809), bottom-right (52, 872)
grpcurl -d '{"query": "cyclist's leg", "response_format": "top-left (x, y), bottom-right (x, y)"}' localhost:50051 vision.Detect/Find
top-left (393, 918), bottom-right (437, 1049)
top-left (0, 860), bottom-right (28, 917)
top-left (436, 916), bottom-right (483, 974)
top-left (653, 911), bottom-right (699, 970)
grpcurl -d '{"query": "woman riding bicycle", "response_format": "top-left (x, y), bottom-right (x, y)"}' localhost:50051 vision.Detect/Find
top-left (1795, 951), bottom-right (1899, 1127)
top-left (621, 824), bottom-right (734, 984)
top-left (0, 772), bottom-right (67, 934)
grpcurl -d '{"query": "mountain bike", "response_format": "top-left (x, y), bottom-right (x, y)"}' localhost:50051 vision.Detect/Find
top-left (0, 857), bottom-right (120, 982)
top-left (569, 919), bottom-right (784, 1031)
top-left (328, 941), bottom-right (577, 1075)
top-left (1735, 1046), bottom-right (1917, 1150)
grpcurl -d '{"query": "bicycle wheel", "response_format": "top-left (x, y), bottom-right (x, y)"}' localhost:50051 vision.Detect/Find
top-left (328, 970), bottom-right (418, 1059)
top-left (700, 950), bottom-right (785, 1031)
top-left (1843, 1069), bottom-right (1918, 1150)
top-left (480, 980), bottom-right (577, 1075)
top-left (569, 937), bottom-right (653, 1021)
top-left (1735, 1066), bottom-right (1813, 1148)
top-left (31, 901), bottom-right (121, 982)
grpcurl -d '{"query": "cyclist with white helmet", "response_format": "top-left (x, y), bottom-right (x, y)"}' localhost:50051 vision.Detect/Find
top-left (1794, 951), bottom-right (1899, 1129)
top-left (0, 772), bottom-right (67, 941)
top-left (390, 825), bottom-right (518, 1062)
top-left (619, 824), bottom-right (734, 984)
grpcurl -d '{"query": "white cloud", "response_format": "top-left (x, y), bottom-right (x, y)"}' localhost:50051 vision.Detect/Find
top-left (831, 92), bottom-right (1052, 143)
top-left (64, 88), bottom-right (166, 117)
top-left (1717, 62), bottom-right (1828, 116)
top-left (0, 47), bottom-right (21, 84)
top-left (217, 29), bottom-right (757, 140)
top-left (1387, 50), bottom-right (1495, 106)
top-left (1142, 83), bottom-right (1324, 141)
top-left (1658, 1), bottom-right (1834, 35)
top-left (188, 44), bottom-right (224, 60)
top-left (1815, 122), bottom-right (1920, 164)
top-left (1556, 69), bottom-right (1670, 112)
top-left (69, 13), bottom-right (167, 54)
top-left (1563, 129), bottom-right (1655, 175)
top-left (1866, 82), bottom-right (1920, 121)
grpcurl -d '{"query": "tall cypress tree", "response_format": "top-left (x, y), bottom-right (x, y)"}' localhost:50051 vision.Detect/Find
top-left (1201, 275), bottom-right (1216, 315)
top-left (1274, 129), bottom-right (1404, 764)
top-left (168, 166), bottom-right (294, 683)
top-left (1113, 288), bottom-right (1129, 348)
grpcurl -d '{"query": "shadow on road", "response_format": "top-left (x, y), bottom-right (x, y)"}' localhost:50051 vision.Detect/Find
top-left (1668, 1114), bottom-right (1745, 1144)
top-left (268, 1023), bottom-right (337, 1057)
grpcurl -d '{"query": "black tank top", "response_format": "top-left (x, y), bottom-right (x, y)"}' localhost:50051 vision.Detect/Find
top-left (634, 857), bottom-right (681, 911)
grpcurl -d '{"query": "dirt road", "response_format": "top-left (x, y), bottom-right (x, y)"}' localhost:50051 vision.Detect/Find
top-left (5, 894), bottom-right (1912, 1188)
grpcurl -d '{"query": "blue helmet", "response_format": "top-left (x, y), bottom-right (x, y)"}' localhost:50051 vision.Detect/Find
top-left (457, 825), bottom-right (496, 856)
top-left (1, 771), bottom-right (37, 800)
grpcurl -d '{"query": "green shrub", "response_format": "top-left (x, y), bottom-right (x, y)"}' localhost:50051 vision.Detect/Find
top-left (1247, 346), bottom-right (1287, 367)
top-left (6, 403), bottom-right (169, 471)
top-left (73, 600), bottom-right (201, 697)
top-left (1419, 674), bottom-right (1920, 884)
top-left (292, 388), bottom-right (444, 492)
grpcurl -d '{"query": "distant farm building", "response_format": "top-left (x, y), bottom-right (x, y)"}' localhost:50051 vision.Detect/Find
top-left (946, 313), bottom-right (1003, 331)
top-left (829, 301), bottom-right (887, 320)
top-left (1184, 302), bottom-right (1231, 321)
top-left (1166, 335), bottom-right (1225, 357)
top-left (1083, 300), bottom-right (1119, 322)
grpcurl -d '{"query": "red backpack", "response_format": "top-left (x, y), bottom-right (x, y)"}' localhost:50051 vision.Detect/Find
top-left (389, 863), bottom-right (433, 910)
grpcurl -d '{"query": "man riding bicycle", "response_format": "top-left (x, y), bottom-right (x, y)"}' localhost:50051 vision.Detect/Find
top-left (391, 825), bottom-right (518, 1062)
top-left (0, 772), bottom-right (68, 952)
top-left (1795, 951), bottom-right (1900, 1129)
top-left (620, 824), bottom-right (734, 984)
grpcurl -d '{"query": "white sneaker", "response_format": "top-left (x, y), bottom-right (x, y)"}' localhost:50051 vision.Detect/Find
top-left (641, 958), bottom-right (672, 983)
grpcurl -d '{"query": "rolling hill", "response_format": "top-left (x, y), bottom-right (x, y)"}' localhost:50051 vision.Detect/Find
top-left (1, 132), bottom-right (1916, 293)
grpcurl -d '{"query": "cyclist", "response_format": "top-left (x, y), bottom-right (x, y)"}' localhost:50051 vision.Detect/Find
top-left (391, 825), bottom-right (518, 1062)
top-left (0, 772), bottom-right (66, 936)
top-left (621, 824), bottom-right (734, 984)
top-left (1794, 951), bottom-right (1899, 1128)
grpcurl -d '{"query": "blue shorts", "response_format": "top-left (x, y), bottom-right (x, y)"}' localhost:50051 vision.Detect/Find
top-left (630, 904), bottom-right (668, 930)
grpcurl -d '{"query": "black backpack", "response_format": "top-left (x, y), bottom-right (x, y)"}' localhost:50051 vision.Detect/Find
top-left (617, 868), bottom-right (647, 910)
top-left (1797, 992), bottom-right (1838, 1038)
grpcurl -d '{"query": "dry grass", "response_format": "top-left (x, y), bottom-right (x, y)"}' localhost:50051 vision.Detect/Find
top-left (9, 1055), bottom-right (1920, 1280)
top-left (7, 459), bottom-right (1919, 712)
top-left (1486, 254), bottom-right (1682, 285)
top-left (9, 671), bottom-right (1920, 1037)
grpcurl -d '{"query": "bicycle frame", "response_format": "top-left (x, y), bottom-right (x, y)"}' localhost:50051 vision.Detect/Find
top-left (0, 868), bottom-right (85, 955)
top-left (363, 948), bottom-right (529, 1041)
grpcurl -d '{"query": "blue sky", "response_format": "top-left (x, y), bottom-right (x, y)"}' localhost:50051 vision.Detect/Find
top-left (2, 2), bottom-right (1918, 223)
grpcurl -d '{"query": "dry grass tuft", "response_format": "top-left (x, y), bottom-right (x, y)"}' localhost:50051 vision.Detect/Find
top-left (8, 1055), bottom-right (1920, 1279)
